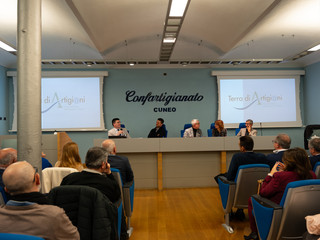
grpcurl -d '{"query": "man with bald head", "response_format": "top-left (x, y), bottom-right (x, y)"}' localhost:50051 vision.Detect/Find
top-left (101, 139), bottom-right (134, 185)
top-left (0, 161), bottom-right (79, 239)
top-left (0, 148), bottom-right (17, 188)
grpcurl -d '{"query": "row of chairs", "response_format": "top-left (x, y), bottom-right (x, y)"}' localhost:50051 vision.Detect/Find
top-left (0, 167), bottom-right (134, 240)
top-left (217, 163), bottom-right (320, 239)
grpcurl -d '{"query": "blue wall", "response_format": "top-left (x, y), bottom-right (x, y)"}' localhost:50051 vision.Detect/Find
top-left (0, 65), bottom-right (8, 135)
top-left (304, 61), bottom-right (320, 125)
top-left (1, 66), bottom-right (315, 160)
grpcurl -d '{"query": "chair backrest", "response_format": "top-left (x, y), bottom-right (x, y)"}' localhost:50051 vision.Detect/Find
top-left (313, 162), bottom-right (320, 178)
top-left (233, 164), bottom-right (270, 208)
top-left (110, 168), bottom-right (124, 238)
top-left (162, 124), bottom-right (168, 138)
top-left (48, 185), bottom-right (118, 240)
top-left (0, 233), bottom-right (44, 240)
top-left (276, 179), bottom-right (320, 239)
top-left (0, 185), bottom-right (8, 205)
top-left (235, 122), bottom-right (246, 135)
top-left (181, 123), bottom-right (192, 137)
top-left (41, 167), bottom-right (79, 193)
top-left (207, 123), bottom-right (215, 137)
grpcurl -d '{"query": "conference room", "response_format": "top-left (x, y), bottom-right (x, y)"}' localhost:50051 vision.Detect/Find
top-left (1, 0), bottom-right (320, 239)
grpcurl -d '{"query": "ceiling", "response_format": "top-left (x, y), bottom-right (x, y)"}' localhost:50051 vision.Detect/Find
top-left (1, 0), bottom-right (320, 68)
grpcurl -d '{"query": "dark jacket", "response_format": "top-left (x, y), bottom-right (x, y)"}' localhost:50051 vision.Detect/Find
top-left (226, 151), bottom-right (271, 181)
top-left (108, 155), bottom-right (134, 185)
top-left (48, 185), bottom-right (118, 240)
top-left (60, 170), bottom-right (120, 204)
top-left (148, 125), bottom-right (166, 138)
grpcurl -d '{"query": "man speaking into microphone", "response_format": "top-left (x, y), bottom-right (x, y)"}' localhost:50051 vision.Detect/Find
top-left (108, 118), bottom-right (131, 138)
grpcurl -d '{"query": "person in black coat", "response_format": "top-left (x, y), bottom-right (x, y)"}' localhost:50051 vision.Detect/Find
top-left (101, 139), bottom-right (134, 185)
top-left (61, 147), bottom-right (120, 204)
top-left (148, 118), bottom-right (166, 138)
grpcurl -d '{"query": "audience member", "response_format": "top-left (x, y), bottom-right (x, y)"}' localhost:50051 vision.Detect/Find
top-left (0, 148), bottom-right (17, 188)
top-left (183, 119), bottom-right (202, 138)
top-left (108, 118), bottom-right (131, 138)
top-left (55, 142), bottom-right (84, 171)
top-left (221, 136), bottom-right (271, 182)
top-left (60, 147), bottom-right (125, 239)
top-left (214, 136), bottom-right (271, 221)
top-left (237, 119), bottom-right (257, 136)
top-left (245, 148), bottom-right (316, 240)
top-left (101, 139), bottom-right (134, 185)
top-left (0, 161), bottom-right (79, 240)
top-left (148, 118), bottom-right (166, 138)
top-left (60, 146), bottom-right (120, 204)
top-left (42, 151), bottom-right (53, 170)
top-left (308, 136), bottom-right (320, 170)
top-left (212, 120), bottom-right (227, 137)
top-left (266, 134), bottom-right (291, 167)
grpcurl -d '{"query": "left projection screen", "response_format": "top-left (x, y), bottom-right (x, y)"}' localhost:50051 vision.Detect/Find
top-left (11, 76), bottom-right (105, 131)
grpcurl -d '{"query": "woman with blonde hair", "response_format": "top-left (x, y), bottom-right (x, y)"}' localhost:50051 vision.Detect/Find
top-left (55, 142), bottom-right (84, 171)
top-left (212, 120), bottom-right (227, 137)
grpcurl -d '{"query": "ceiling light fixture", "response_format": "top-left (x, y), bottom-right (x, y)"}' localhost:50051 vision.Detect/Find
top-left (163, 38), bottom-right (176, 43)
top-left (308, 44), bottom-right (320, 52)
top-left (0, 40), bottom-right (16, 52)
top-left (129, 62), bottom-right (135, 66)
top-left (169, 0), bottom-right (189, 17)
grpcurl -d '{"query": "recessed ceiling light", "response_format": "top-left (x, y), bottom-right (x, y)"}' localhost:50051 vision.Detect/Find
top-left (129, 62), bottom-right (135, 66)
top-left (0, 40), bottom-right (16, 52)
top-left (169, 0), bottom-right (189, 17)
top-left (163, 38), bottom-right (176, 43)
top-left (308, 44), bottom-right (320, 52)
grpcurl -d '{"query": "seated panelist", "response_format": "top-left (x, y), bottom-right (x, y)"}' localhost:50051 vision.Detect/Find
top-left (237, 119), bottom-right (257, 137)
top-left (183, 119), bottom-right (202, 138)
top-left (108, 118), bottom-right (131, 138)
top-left (212, 120), bottom-right (227, 137)
top-left (148, 118), bottom-right (166, 138)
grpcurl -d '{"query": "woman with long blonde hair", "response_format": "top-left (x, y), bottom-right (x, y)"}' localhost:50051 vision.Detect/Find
top-left (55, 142), bottom-right (83, 171)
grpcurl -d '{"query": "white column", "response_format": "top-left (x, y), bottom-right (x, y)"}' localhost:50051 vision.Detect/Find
top-left (17, 0), bottom-right (42, 171)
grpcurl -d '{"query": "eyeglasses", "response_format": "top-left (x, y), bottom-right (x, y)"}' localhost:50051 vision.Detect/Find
top-left (272, 140), bottom-right (278, 144)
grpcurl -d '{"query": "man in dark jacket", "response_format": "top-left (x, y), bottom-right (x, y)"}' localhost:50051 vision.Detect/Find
top-left (101, 139), bottom-right (134, 185)
top-left (61, 147), bottom-right (120, 204)
top-left (61, 147), bottom-right (128, 239)
top-left (148, 118), bottom-right (166, 138)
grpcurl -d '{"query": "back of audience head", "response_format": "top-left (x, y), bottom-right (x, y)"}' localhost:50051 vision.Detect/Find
top-left (60, 142), bottom-right (82, 167)
top-left (101, 139), bottom-right (115, 154)
top-left (0, 148), bottom-right (17, 167)
top-left (282, 147), bottom-right (313, 179)
top-left (239, 136), bottom-right (254, 151)
top-left (3, 161), bottom-right (40, 195)
top-left (274, 133), bottom-right (291, 149)
top-left (308, 136), bottom-right (320, 154)
top-left (85, 147), bottom-right (108, 169)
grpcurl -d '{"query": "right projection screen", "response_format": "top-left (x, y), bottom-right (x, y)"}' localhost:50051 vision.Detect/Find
top-left (217, 74), bottom-right (302, 128)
